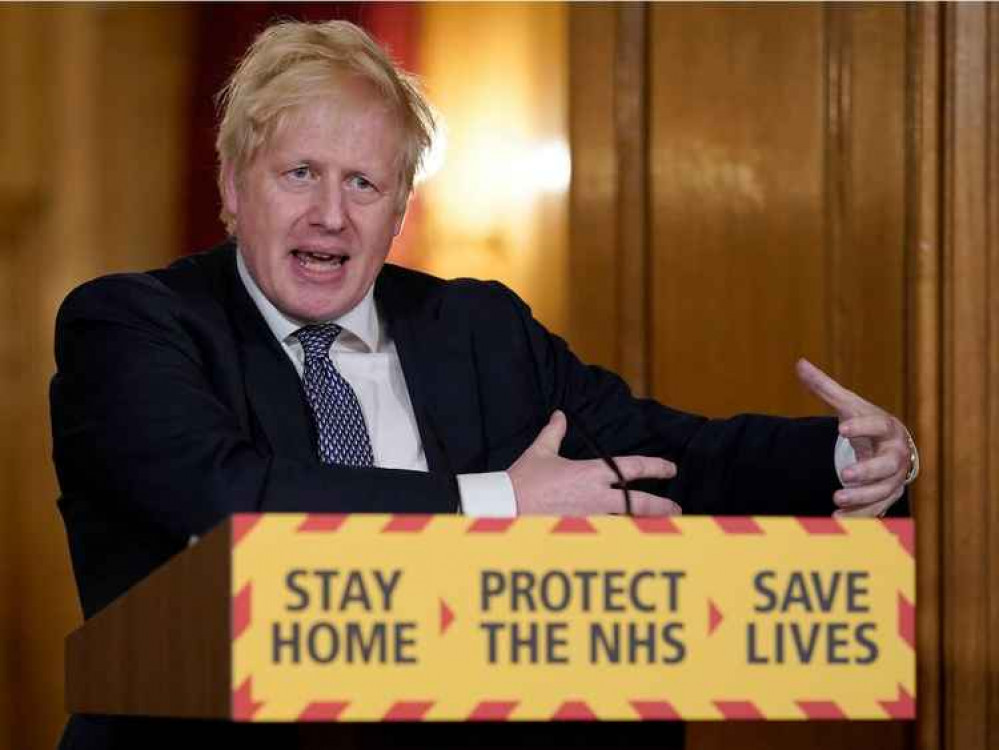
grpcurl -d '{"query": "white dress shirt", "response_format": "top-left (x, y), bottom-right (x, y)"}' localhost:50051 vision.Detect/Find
top-left (236, 252), bottom-right (517, 517)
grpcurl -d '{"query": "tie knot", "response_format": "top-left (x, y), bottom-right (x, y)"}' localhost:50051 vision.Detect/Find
top-left (294, 323), bottom-right (342, 362)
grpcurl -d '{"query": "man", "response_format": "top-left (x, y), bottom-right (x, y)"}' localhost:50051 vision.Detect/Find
top-left (51, 19), bottom-right (916, 750)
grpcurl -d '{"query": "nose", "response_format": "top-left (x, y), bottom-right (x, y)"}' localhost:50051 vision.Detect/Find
top-left (309, 180), bottom-right (347, 232)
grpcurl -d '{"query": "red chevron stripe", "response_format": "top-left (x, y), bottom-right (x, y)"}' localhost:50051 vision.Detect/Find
top-left (631, 517), bottom-right (682, 534)
top-left (297, 514), bottom-right (349, 532)
top-left (796, 517), bottom-right (847, 535)
top-left (467, 518), bottom-right (516, 533)
top-left (881, 519), bottom-right (915, 557)
top-left (796, 700), bottom-right (846, 719)
top-left (232, 677), bottom-right (264, 721)
top-left (630, 700), bottom-right (680, 720)
top-left (381, 515), bottom-right (433, 533)
top-left (231, 583), bottom-right (252, 641)
top-left (878, 685), bottom-right (915, 719)
top-left (467, 701), bottom-right (518, 720)
top-left (383, 701), bottom-right (433, 720)
top-left (551, 518), bottom-right (598, 534)
top-left (298, 701), bottom-right (349, 721)
top-left (713, 517), bottom-right (764, 534)
top-left (714, 700), bottom-right (764, 719)
top-left (232, 514), bottom-right (263, 548)
top-left (552, 701), bottom-right (597, 720)
top-left (898, 593), bottom-right (915, 648)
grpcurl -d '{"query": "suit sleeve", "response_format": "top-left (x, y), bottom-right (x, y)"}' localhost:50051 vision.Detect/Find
top-left (477, 282), bottom-right (839, 516)
top-left (51, 275), bottom-right (459, 545)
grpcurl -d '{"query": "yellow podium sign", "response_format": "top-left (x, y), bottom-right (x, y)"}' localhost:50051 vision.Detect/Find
top-left (230, 514), bottom-right (914, 722)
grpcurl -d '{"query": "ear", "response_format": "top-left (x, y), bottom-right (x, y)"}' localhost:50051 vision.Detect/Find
top-left (221, 162), bottom-right (240, 217)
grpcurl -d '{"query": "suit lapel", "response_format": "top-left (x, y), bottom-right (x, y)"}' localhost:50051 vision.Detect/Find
top-left (224, 253), bottom-right (317, 464)
top-left (377, 267), bottom-right (487, 474)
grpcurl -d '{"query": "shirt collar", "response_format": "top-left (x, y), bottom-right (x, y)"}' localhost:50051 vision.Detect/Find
top-left (236, 249), bottom-right (382, 352)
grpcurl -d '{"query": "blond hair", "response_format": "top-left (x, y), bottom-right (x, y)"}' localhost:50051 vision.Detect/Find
top-left (215, 20), bottom-right (435, 232)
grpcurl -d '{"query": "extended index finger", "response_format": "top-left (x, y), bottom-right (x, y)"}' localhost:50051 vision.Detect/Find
top-left (795, 358), bottom-right (866, 418)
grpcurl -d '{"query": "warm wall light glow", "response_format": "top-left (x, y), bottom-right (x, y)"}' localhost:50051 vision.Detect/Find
top-left (421, 127), bottom-right (571, 241)
top-left (530, 139), bottom-right (572, 194)
top-left (419, 124), bottom-right (571, 198)
top-left (414, 115), bottom-right (447, 185)
top-left (411, 3), bottom-right (568, 335)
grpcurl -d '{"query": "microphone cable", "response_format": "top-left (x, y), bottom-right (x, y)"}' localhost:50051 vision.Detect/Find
top-left (562, 408), bottom-right (633, 516)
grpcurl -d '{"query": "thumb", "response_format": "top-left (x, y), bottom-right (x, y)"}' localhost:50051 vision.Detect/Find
top-left (531, 410), bottom-right (567, 456)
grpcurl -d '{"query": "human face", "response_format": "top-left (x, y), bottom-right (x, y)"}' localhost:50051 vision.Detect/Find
top-left (223, 89), bottom-right (406, 322)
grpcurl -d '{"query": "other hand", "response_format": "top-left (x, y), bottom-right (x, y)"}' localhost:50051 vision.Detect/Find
top-left (796, 358), bottom-right (915, 518)
top-left (508, 411), bottom-right (680, 516)
top-left (507, 411), bottom-right (681, 516)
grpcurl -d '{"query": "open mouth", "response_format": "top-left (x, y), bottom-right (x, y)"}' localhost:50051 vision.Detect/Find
top-left (292, 249), bottom-right (348, 269)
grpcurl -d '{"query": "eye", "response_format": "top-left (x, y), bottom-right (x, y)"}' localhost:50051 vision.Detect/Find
top-left (285, 164), bottom-right (315, 183)
top-left (346, 174), bottom-right (377, 192)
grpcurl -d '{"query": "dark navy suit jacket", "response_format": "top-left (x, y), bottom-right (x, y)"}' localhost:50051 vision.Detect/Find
top-left (51, 242), bottom-right (839, 748)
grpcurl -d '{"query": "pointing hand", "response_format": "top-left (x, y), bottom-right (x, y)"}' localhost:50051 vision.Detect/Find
top-left (796, 358), bottom-right (915, 517)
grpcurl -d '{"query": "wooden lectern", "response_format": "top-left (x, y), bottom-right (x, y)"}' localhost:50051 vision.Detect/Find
top-left (64, 513), bottom-right (913, 746)
top-left (66, 517), bottom-right (234, 719)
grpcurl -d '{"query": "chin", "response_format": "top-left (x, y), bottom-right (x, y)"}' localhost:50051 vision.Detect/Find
top-left (272, 269), bottom-right (373, 322)
top-left (297, 296), bottom-right (357, 323)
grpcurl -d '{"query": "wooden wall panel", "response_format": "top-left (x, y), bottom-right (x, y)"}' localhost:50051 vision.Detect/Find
top-left (0, 8), bottom-right (44, 746)
top-left (96, 8), bottom-right (195, 275)
top-left (567, 3), bottom-right (654, 392)
top-left (0, 9), bottom-right (90, 750)
top-left (826, 4), bottom-right (907, 417)
top-left (647, 3), bottom-right (907, 421)
top-left (651, 7), bottom-right (912, 744)
top-left (648, 3), bottom-right (830, 418)
top-left (906, 6), bottom-right (942, 749)
top-left (989, 9), bottom-right (999, 741)
top-left (938, 5), bottom-right (998, 749)
top-left (614, 4), bottom-right (651, 394)
top-left (568, 3), bottom-right (620, 372)
top-left (0, 7), bottom-right (194, 749)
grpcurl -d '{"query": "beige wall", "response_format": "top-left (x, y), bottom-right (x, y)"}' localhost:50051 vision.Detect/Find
top-left (0, 6), bottom-right (193, 748)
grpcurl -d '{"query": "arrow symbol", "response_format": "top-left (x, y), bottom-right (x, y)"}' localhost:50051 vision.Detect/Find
top-left (708, 599), bottom-right (723, 636)
top-left (440, 598), bottom-right (455, 634)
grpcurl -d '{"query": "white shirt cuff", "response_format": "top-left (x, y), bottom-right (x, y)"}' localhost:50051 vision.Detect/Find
top-left (833, 435), bottom-right (857, 486)
top-left (456, 472), bottom-right (518, 517)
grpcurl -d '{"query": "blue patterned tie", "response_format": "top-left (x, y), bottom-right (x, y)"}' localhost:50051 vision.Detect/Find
top-left (293, 324), bottom-right (375, 467)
